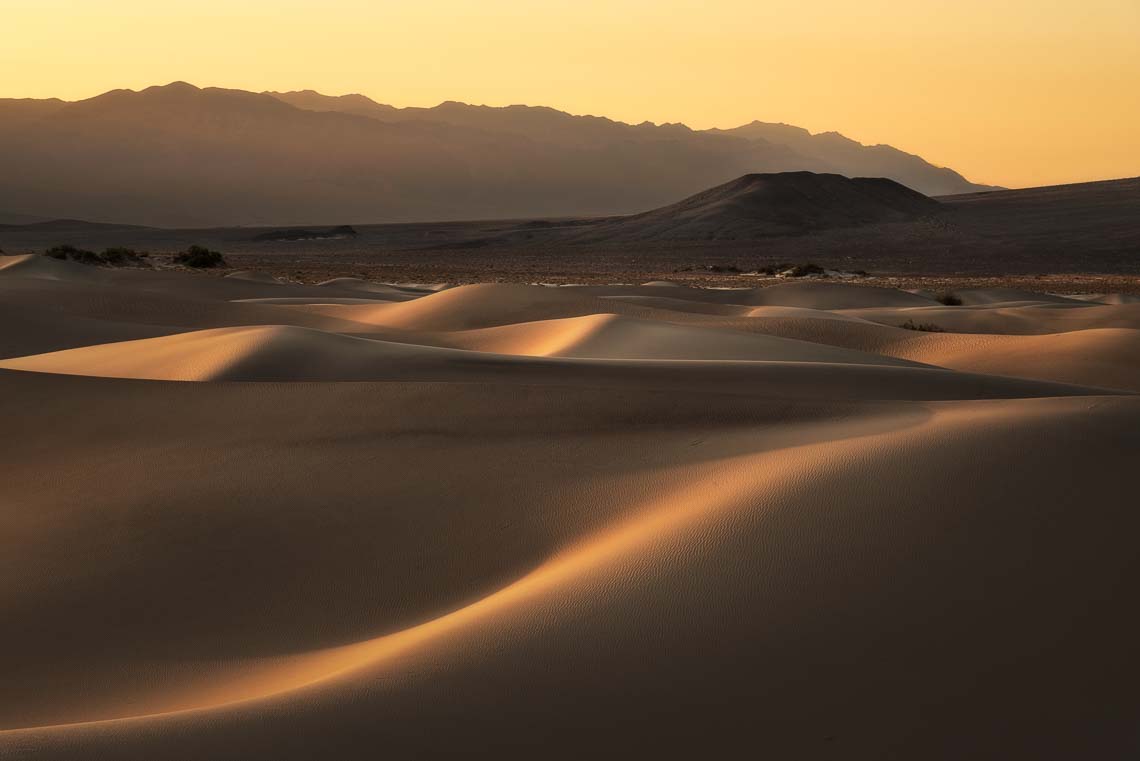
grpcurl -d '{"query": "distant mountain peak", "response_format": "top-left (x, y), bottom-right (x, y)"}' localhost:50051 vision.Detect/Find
top-left (154, 81), bottom-right (200, 91)
top-left (265, 90), bottom-right (396, 116)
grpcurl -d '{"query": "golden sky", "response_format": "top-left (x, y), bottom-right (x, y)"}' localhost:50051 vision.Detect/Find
top-left (4, 0), bottom-right (1138, 188)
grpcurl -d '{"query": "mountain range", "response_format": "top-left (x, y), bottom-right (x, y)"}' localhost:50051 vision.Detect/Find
top-left (0, 82), bottom-right (996, 227)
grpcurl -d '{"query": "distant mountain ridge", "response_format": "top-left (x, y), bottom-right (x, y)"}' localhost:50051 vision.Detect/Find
top-left (272, 90), bottom-right (993, 198)
top-left (0, 82), bottom-right (997, 227)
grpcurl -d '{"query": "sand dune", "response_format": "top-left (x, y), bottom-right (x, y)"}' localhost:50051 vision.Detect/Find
top-left (290, 281), bottom-right (937, 334)
top-left (846, 301), bottom-right (1140, 334)
top-left (4, 324), bottom-right (1097, 400)
top-left (0, 253), bottom-right (108, 282)
top-left (1089, 293), bottom-right (1140, 305)
top-left (0, 301), bottom-right (177, 359)
top-left (950, 287), bottom-right (1086, 305)
top-left (0, 326), bottom-right (462, 381)
top-left (879, 327), bottom-right (1140, 391)
top-left (737, 279), bottom-right (938, 309)
top-left (439, 312), bottom-right (914, 365)
top-left (0, 277), bottom-right (374, 334)
top-left (295, 283), bottom-right (639, 331)
top-left (1, 265), bottom-right (1137, 759)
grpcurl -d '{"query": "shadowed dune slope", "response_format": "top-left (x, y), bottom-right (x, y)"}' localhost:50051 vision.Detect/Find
top-left (743, 280), bottom-right (937, 309)
top-left (0, 277), bottom-right (376, 334)
top-left (0, 253), bottom-right (109, 282)
top-left (950, 287), bottom-right (1089, 305)
top-left (0, 371), bottom-right (1137, 758)
top-left (1090, 293), bottom-right (1140, 305)
top-left (0, 301), bottom-right (178, 359)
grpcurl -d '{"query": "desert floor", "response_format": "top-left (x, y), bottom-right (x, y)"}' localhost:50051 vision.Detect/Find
top-left (2, 253), bottom-right (1138, 759)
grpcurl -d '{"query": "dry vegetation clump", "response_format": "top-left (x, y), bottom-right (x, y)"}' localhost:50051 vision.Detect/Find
top-left (899, 319), bottom-right (946, 332)
top-left (174, 245), bottom-right (227, 268)
top-left (935, 291), bottom-right (963, 306)
top-left (749, 262), bottom-right (827, 277)
top-left (45, 245), bottom-right (149, 266)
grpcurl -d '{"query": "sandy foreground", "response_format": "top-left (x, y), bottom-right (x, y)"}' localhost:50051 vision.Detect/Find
top-left (1, 254), bottom-right (1138, 759)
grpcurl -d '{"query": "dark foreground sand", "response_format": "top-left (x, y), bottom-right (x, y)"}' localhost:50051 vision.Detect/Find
top-left (2, 254), bottom-right (1138, 759)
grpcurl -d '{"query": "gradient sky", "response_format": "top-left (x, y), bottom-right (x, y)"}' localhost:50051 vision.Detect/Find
top-left (4, 0), bottom-right (1138, 188)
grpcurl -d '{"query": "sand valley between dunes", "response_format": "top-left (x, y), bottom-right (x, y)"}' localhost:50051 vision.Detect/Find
top-left (2, 253), bottom-right (1138, 759)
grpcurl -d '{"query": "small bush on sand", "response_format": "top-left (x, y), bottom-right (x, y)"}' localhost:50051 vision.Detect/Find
top-left (45, 244), bottom-right (101, 265)
top-left (44, 245), bottom-right (150, 267)
top-left (935, 291), bottom-right (963, 306)
top-left (786, 262), bottom-right (826, 277)
top-left (174, 245), bottom-right (226, 268)
top-left (754, 262), bottom-right (827, 277)
top-left (899, 319), bottom-right (946, 332)
top-left (100, 246), bottom-right (147, 265)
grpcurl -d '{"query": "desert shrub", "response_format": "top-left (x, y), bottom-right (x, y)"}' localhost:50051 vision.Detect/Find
top-left (706, 264), bottom-right (742, 273)
top-left (935, 291), bottom-right (962, 306)
top-left (44, 244), bottom-right (151, 267)
top-left (100, 246), bottom-right (146, 265)
top-left (45, 244), bottom-right (103, 265)
top-left (755, 262), bottom-right (792, 276)
top-left (899, 319), bottom-right (946, 332)
top-left (174, 245), bottom-right (226, 268)
top-left (786, 262), bottom-right (826, 277)
top-left (45, 245), bottom-right (77, 260)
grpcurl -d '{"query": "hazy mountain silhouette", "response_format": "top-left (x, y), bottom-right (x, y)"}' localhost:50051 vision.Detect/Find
top-left (275, 90), bottom-right (994, 198)
top-left (0, 82), bottom-right (995, 226)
